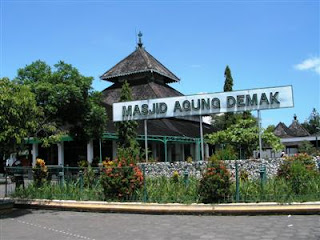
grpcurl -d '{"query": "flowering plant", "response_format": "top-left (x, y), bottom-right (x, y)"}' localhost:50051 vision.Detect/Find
top-left (100, 157), bottom-right (143, 200)
top-left (32, 158), bottom-right (48, 186)
top-left (198, 159), bottom-right (231, 203)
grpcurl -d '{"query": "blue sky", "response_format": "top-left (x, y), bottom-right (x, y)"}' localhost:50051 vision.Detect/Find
top-left (1, 0), bottom-right (319, 128)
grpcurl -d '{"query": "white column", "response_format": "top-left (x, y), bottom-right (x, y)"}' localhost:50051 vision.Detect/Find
top-left (195, 143), bottom-right (200, 161)
top-left (205, 144), bottom-right (209, 160)
top-left (32, 143), bottom-right (38, 166)
top-left (57, 142), bottom-right (64, 166)
top-left (152, 142), bottom-right (157, 160)
top-left (181, 144), bottom-right (185, 162)
top-left (112, 140), bottom-right (117, 160)
top-left (87, 140), bottom-right (94, 164)
top-left (167, 144), bottom-right (172, 162)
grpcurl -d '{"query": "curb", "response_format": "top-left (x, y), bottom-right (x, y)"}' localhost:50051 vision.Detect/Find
top-left (10, 199), bottom-right (320, 215)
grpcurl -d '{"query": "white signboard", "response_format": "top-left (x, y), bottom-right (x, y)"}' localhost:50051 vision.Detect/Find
top-left (113, 86), bottom-right (294, 122)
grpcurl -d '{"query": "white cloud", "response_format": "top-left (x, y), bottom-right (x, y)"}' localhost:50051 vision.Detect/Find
top-left (294, 57), bottom-right (320, 75)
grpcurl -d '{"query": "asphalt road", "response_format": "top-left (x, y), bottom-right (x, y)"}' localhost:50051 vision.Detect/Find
top-left (1, 209), bottom-right (319, 240)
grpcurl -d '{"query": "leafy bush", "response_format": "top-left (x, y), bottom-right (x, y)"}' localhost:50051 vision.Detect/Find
top-left (298, 141), bottom-right (317, 156)
top-left (210, 145), bottom-right (237, 161)
top-left (278, 153), bottom-right (316, 180)
top-left (171, 171), bottom-right (180, 183)
top-left (100, 158), bottom-right (143, 200)
top-left (198, 160), bottom-right (232, 203)
top-left (32, 158), bottom-right (48, 187)
top-left (240, 169), bottom-right (249, 182)
top-left (277, 153), bottom-right (318, 195)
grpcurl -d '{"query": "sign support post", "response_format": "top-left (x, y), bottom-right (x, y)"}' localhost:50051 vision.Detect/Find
top-left (99, 139), bottom-right (102, 163)
top-left (257, 110), bottom-right (263, 160)
top-left (199, 116), bottom-right (204, 161)
top-left (144, 119), bottom-right (148, 163)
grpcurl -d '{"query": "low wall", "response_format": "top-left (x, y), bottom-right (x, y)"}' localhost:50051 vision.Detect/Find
top-left (139, 157), bottom-right (320, 180)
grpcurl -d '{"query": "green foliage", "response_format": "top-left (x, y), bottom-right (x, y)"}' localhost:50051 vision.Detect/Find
top-left (145, 176), bottom-right (198, 203)
top-left (298, 141), bottom-right (317, 156)
top-left (198, 161), bottom-right (232, 203)
top-left (206, 119), bottom-right (283, 158)
top-left (277, 153), bottom-right (319, 195)
top-left (32, 159), bottom-right (48, 187)
top-left (302, 108), bottom-right (320, 135)
top-left (235, 176), bottom-right (320, 203)
top-left (265, 125), bottom-right (276, 133)
top-left (100, 158), bottom-right (143, 200)
top-left (171, 171), bottom-right (180, 183)
top-left (115, 81), bottom-right (140, 157)
top-left (14, 60), bottom-right (107, 144)
top-left (0, 78), bottom-right (40, 155)
top-left (210, 145), bottom-right (237, 161)
top-left (223, 65), bottom-right (233, 92)
top-left (277, 153), bottom-right (316, 180)
top-left (83, 165), bottom-right (96, 188)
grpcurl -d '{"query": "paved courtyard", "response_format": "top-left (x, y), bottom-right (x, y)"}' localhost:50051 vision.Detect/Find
top-left (1, 209), bottom-right (319, 240)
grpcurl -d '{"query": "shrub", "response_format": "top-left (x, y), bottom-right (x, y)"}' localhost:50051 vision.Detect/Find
top-left (277, 153), bottom-right (318, 195)
top-left (186, 156), bottom-right (193, 163)
top-left (277, 153), bottom-right (316, 180)
top-left (240, 169), bottom-right (249, 182)
top-left (32, 158), bottom-right (48, 187)
top-left (171, 171), bottom-right (180, 183)
top-left (198, 160), bottom-right (232, 203)
top-left (210, 145), bottom-right (237, 161)
top-left (100, 157), bottom-right (143, 200)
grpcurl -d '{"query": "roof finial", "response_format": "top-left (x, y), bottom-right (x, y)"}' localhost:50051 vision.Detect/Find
top-left (293, 114), bottom-right (297, 121)
top-left (137, 31), bottom-right (143, 48)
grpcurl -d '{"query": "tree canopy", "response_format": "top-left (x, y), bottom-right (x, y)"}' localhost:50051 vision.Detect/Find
top-left (0, 78), bottom-right (40, 155)
top-left (302, 108), bottom-right (320, 135)
top-left (15, 60), bottom-right (107, 144)
top-left (206, 118), bottom-right (283, 158)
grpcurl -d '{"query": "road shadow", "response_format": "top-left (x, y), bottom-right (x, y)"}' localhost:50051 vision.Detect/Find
top-left (0, 208), bottom-right (34, 219)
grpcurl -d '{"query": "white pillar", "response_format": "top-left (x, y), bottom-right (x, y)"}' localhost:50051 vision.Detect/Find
top-left (205, 144), bottom-right (209, 160)
top-left (87, 140), bottom-right (94, 164)
top-left (181, 144), bottom-right (185, 162)
top-left (195, 143), bottom-right (200, 161)
top-left (167, 144), bottom-right (172, 162)
top-left (57, 142), bottom-right (64, 166)
top-left (32, 143), bottom-right (38, 166)
top-left (152, 142), bottom-right (157, 160)
top-left (112, 140), bottom-right (117, 160)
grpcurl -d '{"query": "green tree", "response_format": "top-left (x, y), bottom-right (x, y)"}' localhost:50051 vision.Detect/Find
top-left (298, 141), bottom-right (317, 155)
top-left (206, 119), bottom-right (283, 158)
top-left (223, 65), bottom-right (236, 129)
top-left (115, 81), bottom-right (140, 159)
top-left (0, 78), bottom-right (40, 155)
top-left (15, 60), bottom-right (107, 144)
top-left (302, 108), bottom-right (320, 134)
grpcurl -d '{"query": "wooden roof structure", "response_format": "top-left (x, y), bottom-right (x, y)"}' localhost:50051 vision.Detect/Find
top-left (100, 43), bottom-right (180, 84)
top-left (100, 36), bottom-right (213, 139)
top-left (274, 115), bottom-right (310, 138)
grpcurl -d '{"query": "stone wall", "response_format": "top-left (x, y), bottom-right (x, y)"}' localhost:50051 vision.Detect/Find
top-left (139, 157), bottom-right (320, 180)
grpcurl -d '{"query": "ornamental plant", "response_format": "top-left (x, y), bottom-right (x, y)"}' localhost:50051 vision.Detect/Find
top-left (198, 158), bottom-right (232, 203)
top-left (277, 153), bottom-right (316, 180)
top-left (277, 153), bottom-right (318, 195)
top-left (171, 171), bottom-right (180, 183)
top-left (100, 156), bottom-right (143, 200)
top-left (32, 158), bottom-right (48, 187)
